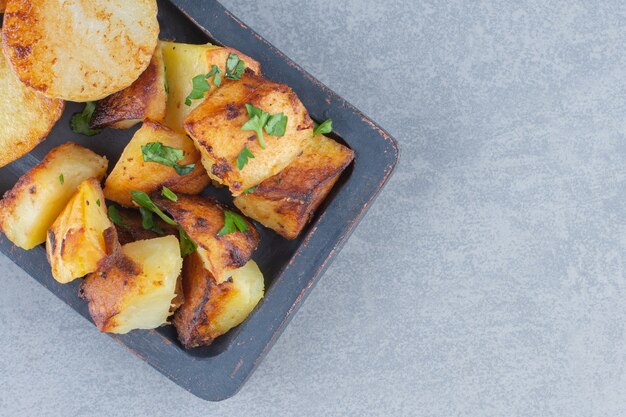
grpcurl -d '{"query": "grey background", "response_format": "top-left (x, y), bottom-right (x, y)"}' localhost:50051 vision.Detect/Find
top-left (1, 0), bottom-right (625, 416)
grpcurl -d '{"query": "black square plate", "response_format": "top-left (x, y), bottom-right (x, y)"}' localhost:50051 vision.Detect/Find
top-left (0, 0), bottom-right (398, 401)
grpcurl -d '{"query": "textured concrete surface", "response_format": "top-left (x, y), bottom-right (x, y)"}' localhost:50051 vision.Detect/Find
top-left (2, 0), bottom-right (626, 416)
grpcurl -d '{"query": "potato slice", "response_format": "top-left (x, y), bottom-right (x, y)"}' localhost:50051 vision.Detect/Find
top-left (160, 40), bottom-right (261, 132)
top-left (184, 72), bottom-right (314, 195)
top-left (90, 44), bottom-right (167, 129)
top-left (173, 251), bottom-right (264, 348)
top-left (46, 178), bottom-right (115, 283)
top-left (80, 236), bottom-right (183, 334)
top-left (156, 195), bottom-right (259, 284)
top-left (0, 143), bottom-right (108, 250)
top-left (104, 120), bottom-right (210, 207)
top-left (0, 29), bottom-right (64, 168)
top-left (2, 0), bottom-right (159, 101)
top-left (235, 135), bottom-right (354, 239)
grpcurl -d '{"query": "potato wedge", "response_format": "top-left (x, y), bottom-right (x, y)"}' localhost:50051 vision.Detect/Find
top-left (2, 0), bottom-right (159, 101)
top-left (80, 235), bottom-right (183, 334)
top-left (104, 120), bottom-right (210, 207)
top-left (0, 0), bottom-right (5, 12)
top-left (0, 143), bottom-right (108, 249)
top-left (46, 178), bottom-right (115, 283)
top-left (156, 195), bottom-right (259, 284)
top-left (184, 72), bottom-right (314, 195)
top-left (173, 251), bottom-right (264, 348)
top-left (112, 207), bottom-right (178, 245)
top-left (160, 40), bottom-right (261, 132)
top-left (0, 29), bottom-right (64, 168)
top-left (90, 44), bottom-right (167, 129)
top-left (235, 135), bottom-right (354, 239)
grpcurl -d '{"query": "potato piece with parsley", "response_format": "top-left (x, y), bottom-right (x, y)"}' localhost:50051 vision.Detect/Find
top-left (90, 43), bottom-right (167, 129)
top-left (160, 40), bottom-right (261, 132)
top-left (104, 120), bottom-right (210, 207)
top-left (174, 252), bottom-right (264, 348)
top-left (0, 143), bottom-right (108, 250)
top-left (46, 178), bottom-right (116, 283)
top-left (234, 135), bottom-right (354, 239)
top-left (155, 195), bottom-right (259, 284)
top-left (184, 72), bottom-right (314, 195)
top-left (80, 235), bottom-right (183, 334)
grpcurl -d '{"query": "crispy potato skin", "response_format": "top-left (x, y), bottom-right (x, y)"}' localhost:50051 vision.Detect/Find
top-left (2, 0), bottom-right (159, 101)
top-left (160, 41), bottom-right (261, 132)
top-left (0, 29), bottom-right (64, 168)
top-left (0, 0), bottom-right (5, 11)
top-left (156, 194), bottom-right (259, 283)
top-left (0, 143), bottom-right (108, 249)
top-left (173, 252), bottom-right (264, 348)
top-left (113, 207), bottom-right (178, 245)
top-left (91, 44), bottom-right (167, 129)
top-left (104, 120), bottom-right (210, 207)
top-left (46, 178), bottom-right (114, 283)
top-left (234, 135), bottom-right (354, 239)
top-left (184, 72), bottom-right (314, 195)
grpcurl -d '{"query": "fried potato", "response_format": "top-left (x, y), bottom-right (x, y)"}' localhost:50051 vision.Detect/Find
top-left (156, 195), bottom-right (259, 284)
top-left (173, 251), bottom-right (264, 348)
top-left (90, 44), bottom-right (167, 129)
top-left (80, 235), bottom-right (183, 334)
top-left (2, 0), bottom-right (159, 101)
top-left (184, 72), bottom-right (314, 195)
top-left (104, 120), bottom-right (210, 207)
top-left (0, 0), bottom-right (5, 12)
top-left (160, 40), bottom-right (261, 132)
top-left (113, 207), bottom-right (178, 245)
top-left (0, 143), bottom-right (108, 249)
top-left (46, 178), bottom-right (115, 283)
top-left (0, 29), bottom-right (64, 168)
top-left (235, 135), bottom-right (354, 239)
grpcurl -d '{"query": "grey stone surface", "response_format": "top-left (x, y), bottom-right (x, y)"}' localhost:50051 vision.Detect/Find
top-left (1, 0), bottom-right (625, 415)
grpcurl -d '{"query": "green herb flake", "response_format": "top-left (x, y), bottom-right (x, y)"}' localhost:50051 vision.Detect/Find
top-left (241, 104), bottom-right (287, 148)
top-left (107, 205), bottom-right (128, 229)
top-left (161, 186), bottom-right (178, 202)
top-left (265, 113), bottom-right (288, 136)
top-left (237, 146), bottom-right (255, 170)
top-left (218, 210), bottom-right (249, 236)
top-left (70, 102), bottom-right (102, 136)
top-left (96, 199), bottom-right (101, 207)
top-left (58, 174), bottom-right (64, 185)
top-left (313, 119), bottom-right (333, 136)
top-left (139, 206), bottom-right (165, 235)
top-left (179, 228), bottom-right (197, 257)
top-left (242, 186), bottom-right (257, 195)
top-left (141, 142), bottom-right (195, 176)
top-left (225, 53), bottom-right (245, 80)
top-left (185, 74), bottom-right (211, 106)
top-left (130, 191), bottom-right (177, 226)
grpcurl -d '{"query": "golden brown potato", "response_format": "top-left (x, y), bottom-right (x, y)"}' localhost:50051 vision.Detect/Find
top-left (0, 0), bottom-right (5, 12)
top-left (104, 120), bottom-right (210, 207)
top-left (2, 0), bottom-right (159, 101)
top-left (173, 251), bottom-right (264, 348)
top-left (90, 44), bottom-right (167, 129)
top-left (234, 135), bottom-right (354, 239)
top-left (156, 195), bottom-right (260, 284)
top-left (184, 72), bottom-right (314, 195)
top-left (161, 40), bottom-right (261, 132)
top-left (0, 143), bottom-right (108, 249)
top-left (0, 29), bottom-right (64, 168)
top-left (112, 207), bottom-right (178, 245)
top-left (46, 178), bottom-right (115, 283)
top-left (80, 236), bottom-right (183, 334)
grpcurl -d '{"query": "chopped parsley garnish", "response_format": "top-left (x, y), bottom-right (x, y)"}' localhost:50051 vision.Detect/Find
top-left (237, 146), bottom-right (255, 170)
top-left (96, 199), bottom-right (101, 207)
top-left (242, 186), bottom-right (257, 195)
top-left (139, 207), bottom-right (164, 235)
top-left (130, 191), bottom-right (177, 226)
top-left (161, 186), bottom-right (178, 202)
top-left (141, 142), bottom-right (195, 176)
top-left (58, 174), bottom-right (64, 185)
top-left (179, 228), bottom-right (197, 257)
top-left (241, 104), bottom-right (287, 149)
top-left (225, 53), bottom-right (246, 80)
top-left (313, 119), bottom-right (333, 135)
top-left (107, 205), bottom-right (128, 229)
top-left (70, 102), bottom-right (101, 136)
top-left (184, 65), bottom-right (222, 106)
top-left (218, 210), bottom-right (249, 236)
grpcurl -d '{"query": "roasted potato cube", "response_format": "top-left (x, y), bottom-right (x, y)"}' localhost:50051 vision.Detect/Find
top-left (160, 40), bottom-right (261, 132)
top-left (0, 1), bottom-right (5, 12)
top-left (90, 43), bottom-right (167, 129)
top-left (0, 143), bottom-right (108, 249)
top-left (104, 120), bottom-right (210, 207)
top-left (234, 135), bottom-right (354, 239)
top-left (173, 252), bottom-right (264, 348)
top-left (156, 195), bottom-right (259, 284)
top-left (184, 72), bottom-right (314, 195)
top-left (46, 178), bottom-right (115, 283)
top-left (112, 207), bottom-right (178, 245)
top-left (2, 0), bottom-right (159, 101)
top-left (0, 29), bottom-right (64, 168)
top-left (80, 236), bottom-right (183, 334)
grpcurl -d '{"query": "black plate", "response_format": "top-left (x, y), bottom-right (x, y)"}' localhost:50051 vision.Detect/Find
top-left (0, 0), bottom-right (398, 401)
